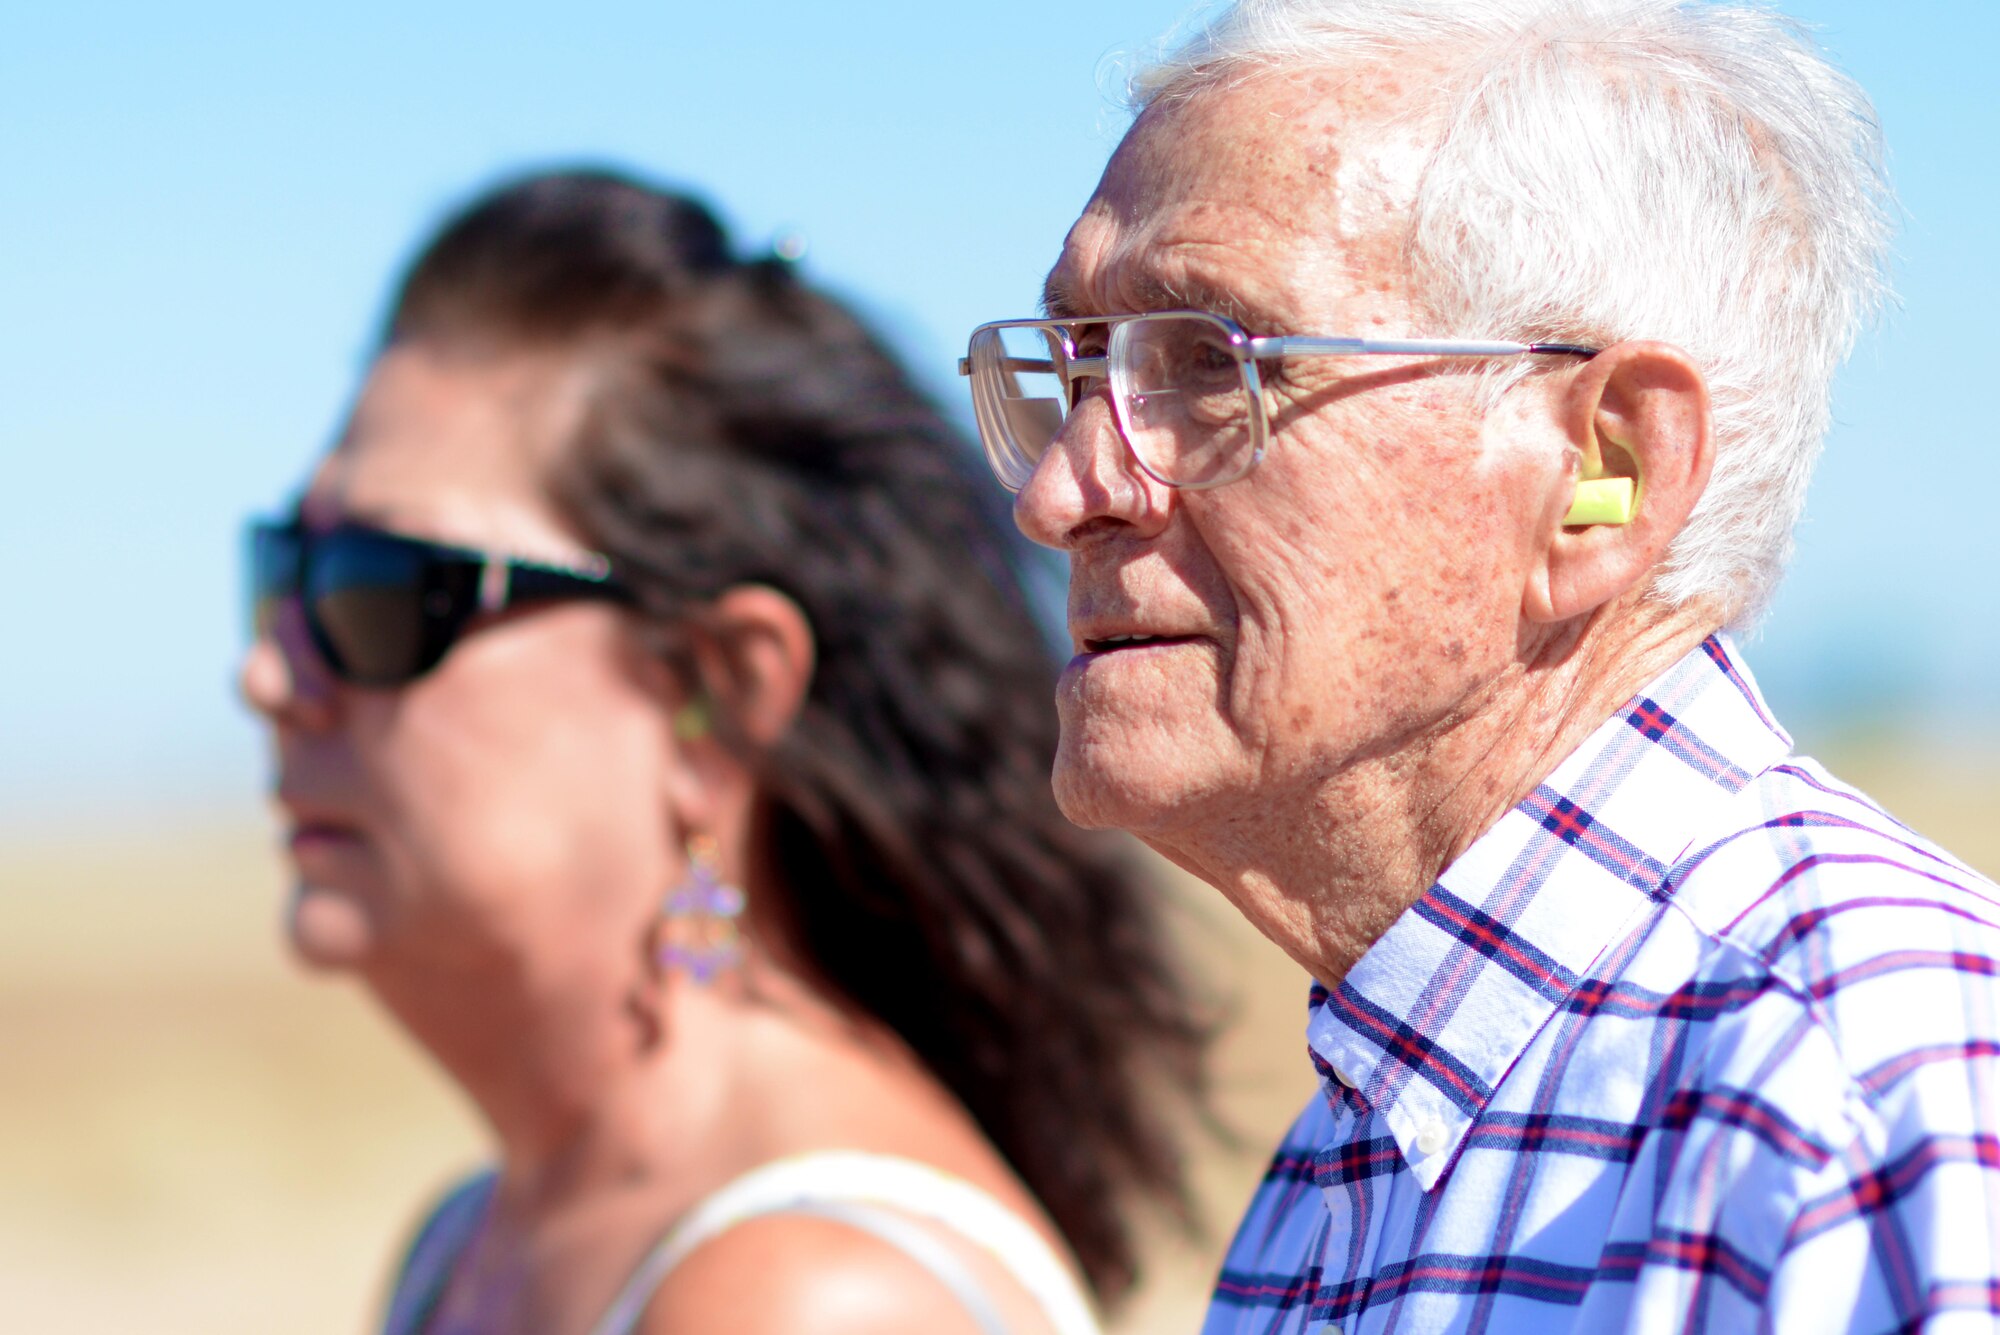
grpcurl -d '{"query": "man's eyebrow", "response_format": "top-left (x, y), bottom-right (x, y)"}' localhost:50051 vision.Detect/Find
top-left (1039, 269), bottom-right (1080, 319)
top-left (1039, 267), bottom-right (1268, 328)
top-left (1136, 273), bottom-right (1263, 328)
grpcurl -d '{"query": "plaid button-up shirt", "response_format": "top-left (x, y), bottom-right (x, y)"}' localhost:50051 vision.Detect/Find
top-left (1204, 637), bottom-right (2000, 1335)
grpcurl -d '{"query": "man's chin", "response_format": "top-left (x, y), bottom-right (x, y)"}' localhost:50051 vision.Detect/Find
top-left (1051, 745), bottom-right (1199, 836)
top-left (1052, 685), bottom-right (1238, 835)
top-left (1051, 769), bottom-right (1119, 830)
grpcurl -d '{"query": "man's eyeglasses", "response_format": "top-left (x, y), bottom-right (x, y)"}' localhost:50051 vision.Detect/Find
top-left (248, 519), bottom-right (632, 687)
top-left (960, 309), bottom-right (1597, 492)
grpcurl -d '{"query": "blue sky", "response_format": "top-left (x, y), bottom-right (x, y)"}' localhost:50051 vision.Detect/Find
top-left (2, 1), bottom-right (1995, 835)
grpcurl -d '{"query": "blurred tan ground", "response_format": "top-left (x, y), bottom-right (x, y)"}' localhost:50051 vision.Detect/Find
top-left (3, 745), bottom-right (1996, 1334)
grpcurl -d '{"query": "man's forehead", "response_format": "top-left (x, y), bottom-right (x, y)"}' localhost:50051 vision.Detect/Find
top-left (1043, 69), bottom-right (1435, 328)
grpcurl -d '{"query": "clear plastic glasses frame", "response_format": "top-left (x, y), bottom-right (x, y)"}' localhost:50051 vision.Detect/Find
top-left (960, 309), bottom-right (1596, 492)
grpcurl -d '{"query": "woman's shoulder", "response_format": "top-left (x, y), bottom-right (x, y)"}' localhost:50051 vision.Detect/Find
top-left (616, 1151), bottom-right (1096, 1335)
top-left (639, 1209), bottom-right (999, 1335)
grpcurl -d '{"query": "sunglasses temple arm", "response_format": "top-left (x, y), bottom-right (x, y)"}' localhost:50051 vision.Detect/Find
top-left (474, 559), bottom-right (508, 614)
top-left (504, 564), bottom-right (631, 606)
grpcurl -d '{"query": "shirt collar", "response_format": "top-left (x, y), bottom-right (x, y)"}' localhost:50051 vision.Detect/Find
top-left (1305, 634), bottom-right (1793, 1189)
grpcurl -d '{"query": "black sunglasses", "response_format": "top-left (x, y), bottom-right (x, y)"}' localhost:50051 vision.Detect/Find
top-left (248, 518), bottom-right (633, 686)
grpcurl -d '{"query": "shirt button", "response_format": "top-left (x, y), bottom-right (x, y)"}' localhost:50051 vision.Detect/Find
top-left (1415, 1120), bottom-right (1448, 1156)
top-left (1331, 1065), bottom-right (1357, 1088)
top-left (1310, 1323), bottom-right (1343, 1335)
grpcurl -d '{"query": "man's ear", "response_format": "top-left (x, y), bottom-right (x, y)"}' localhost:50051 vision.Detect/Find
top-left (1523, 340), bottom-right (1714, 623)
top-left (687, 585), bottom-right (817, 748)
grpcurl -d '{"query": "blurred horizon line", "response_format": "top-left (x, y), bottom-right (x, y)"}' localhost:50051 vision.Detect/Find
top-left (5, 702), bottom-right (1998, 853)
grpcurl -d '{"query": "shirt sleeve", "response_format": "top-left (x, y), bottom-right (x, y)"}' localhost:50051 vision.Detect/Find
top-left (1762, 962), bottom-right (2000, 1331)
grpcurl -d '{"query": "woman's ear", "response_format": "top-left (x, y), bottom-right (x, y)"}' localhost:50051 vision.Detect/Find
top-left (1523, 340), bottom-right (1714, 624)
top-left (690, 585), bottom-right (817, 748)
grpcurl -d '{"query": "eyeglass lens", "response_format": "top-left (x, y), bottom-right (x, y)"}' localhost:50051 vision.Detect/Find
top-left (970, 314), bottom-right (1262, 491)
top-left (969, 324), bottom-right (1069, 490)
top-left (1110, 313), bottom-right (1259, 488)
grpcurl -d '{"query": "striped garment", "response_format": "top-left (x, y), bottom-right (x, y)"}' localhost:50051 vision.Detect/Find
top-left (1204, 636), bottom-right (2000, 1335)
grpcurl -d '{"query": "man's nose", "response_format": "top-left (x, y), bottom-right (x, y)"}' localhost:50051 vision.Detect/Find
top-left (1013, 388), bottom-right (1171, 551)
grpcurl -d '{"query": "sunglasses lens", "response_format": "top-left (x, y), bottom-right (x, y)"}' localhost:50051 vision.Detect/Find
top-left (306, 530), bottom-right (437, 685)
top-left (249, 523), bottom-right (300, 640)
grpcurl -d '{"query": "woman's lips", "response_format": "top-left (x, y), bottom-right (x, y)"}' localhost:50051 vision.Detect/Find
top-left (282, 810), bottom-right (367, 870)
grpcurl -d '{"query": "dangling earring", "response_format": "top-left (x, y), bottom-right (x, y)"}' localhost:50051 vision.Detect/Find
top-left (655, 834), bottom-right (746, 983)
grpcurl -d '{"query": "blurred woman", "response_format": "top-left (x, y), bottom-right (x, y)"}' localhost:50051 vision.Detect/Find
top-left (239, 168), bottom-right (1204, 1335)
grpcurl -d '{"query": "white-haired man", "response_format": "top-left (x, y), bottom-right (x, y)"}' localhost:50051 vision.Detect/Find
top-left (961, 2), bottom-right (2000, 1331)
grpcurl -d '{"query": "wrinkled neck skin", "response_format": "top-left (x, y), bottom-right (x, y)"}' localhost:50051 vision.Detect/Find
top-left (1146, 596), bottom-right (1721, 989)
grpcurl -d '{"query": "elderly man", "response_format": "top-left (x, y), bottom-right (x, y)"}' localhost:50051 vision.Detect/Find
top-left (961, 1), bottom-right (2000, 1332)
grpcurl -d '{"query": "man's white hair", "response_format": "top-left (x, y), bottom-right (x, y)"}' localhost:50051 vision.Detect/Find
top-left (1132, 0), bottom-right (1894, 621)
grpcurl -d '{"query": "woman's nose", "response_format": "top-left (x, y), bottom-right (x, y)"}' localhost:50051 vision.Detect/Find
top-left (238, 600), bottom-right (336, 729)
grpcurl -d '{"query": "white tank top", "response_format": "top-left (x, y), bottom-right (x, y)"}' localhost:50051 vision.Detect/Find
top-left (385, 1151), bottom-right (1102, 1335)
top-left (590, 1152), bottom-right (1100, 1335)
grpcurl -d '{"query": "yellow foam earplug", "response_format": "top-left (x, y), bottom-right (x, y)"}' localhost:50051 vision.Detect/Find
top-left (1563, 476), bottom-right (1636, 527)
top-left (673, 696), bottom-right (712, 742)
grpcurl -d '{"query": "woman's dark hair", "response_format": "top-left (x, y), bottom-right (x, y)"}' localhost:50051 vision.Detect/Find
top-left (382, 167), bottom-right (1206, 1304)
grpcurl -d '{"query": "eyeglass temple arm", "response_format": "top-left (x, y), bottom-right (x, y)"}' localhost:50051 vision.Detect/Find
top-left (954, 336), bottom-right (1597, 377)
top-left (1247, 335), bottom-right (1598, 359)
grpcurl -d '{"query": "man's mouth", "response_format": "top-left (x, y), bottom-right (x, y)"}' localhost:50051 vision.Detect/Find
top-left (1080, 633), bottom-right (1201, 653)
